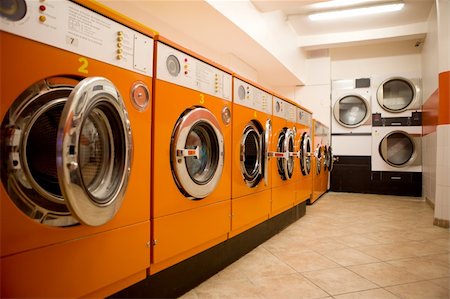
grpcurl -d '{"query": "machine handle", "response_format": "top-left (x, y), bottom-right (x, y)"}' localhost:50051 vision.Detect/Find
top-left (177, 147), bottom-right (199, 159)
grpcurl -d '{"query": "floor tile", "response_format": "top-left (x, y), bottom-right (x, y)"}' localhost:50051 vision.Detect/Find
top-left (320, 247), bottom-right (380, 266)
top-left (429, 277), bottom-right (450, 290)
top-left (194, 278), bottom-right (262, 299)
top-left (335, 234), bottom-right (381, 247)
top-left (250, 273), bottom-right (330, 299)
top-left (385, 280), bottom-right (449, 299)
top-left (333, 288), bottom-right (399, 299)
top-left (275, 250), bottom-right (340, 273)
top-left (348, 262), bottom-right (423, 287)
top-left (354, 242), bottom-right (419, 261)
top-left (387, 257), bottom-right (450, 279)
top-left (302, 268), bottom-right (376, 295)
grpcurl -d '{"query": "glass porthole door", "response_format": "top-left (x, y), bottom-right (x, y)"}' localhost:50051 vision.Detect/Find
top-left (1, 76), bottom-right (133, 227)
top-left (171, 107), bottom-right (224, 199)
top-left (333, 95), bottom-right (370, 128)
top-left (379, 131), bottom-right (416, 167)
top-left (377, 78), bottom-right (417, 112)
top-left (300, 132), bottom-right (312, 176)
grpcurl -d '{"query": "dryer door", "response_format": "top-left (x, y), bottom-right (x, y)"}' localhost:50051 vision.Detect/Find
top-left (171, 107), bottom-right (224, 199)
top-left (300, 132), bottom-right (312, 176)
top-left (378, 131), bottom-right (418, 167)
top-left (377, 77), bottom-right (418, 112)
top-left (333, 95), bottom-right (370, 127)
top-left (1, 76), bottom-right (132, 227)
top-left (240, 121), bottom-right (262, 188)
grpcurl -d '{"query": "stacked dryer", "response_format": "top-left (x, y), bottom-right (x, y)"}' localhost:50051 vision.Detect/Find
top-left (371, 73), bottom-right (422, 196)
top-left (330, 78), bottom-right (373, 193)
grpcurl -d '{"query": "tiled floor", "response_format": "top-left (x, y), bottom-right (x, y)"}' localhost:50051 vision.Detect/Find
top-left (179, 192), bottom-right (449, 299)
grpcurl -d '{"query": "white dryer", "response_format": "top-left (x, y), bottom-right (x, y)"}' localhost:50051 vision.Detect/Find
top-left (371, 126), bottom-right (422, 172)
top-left (331, 78), bottom-right (372, 157)
top-left (372, 73), bottom-right (422, 118)
top-left (332, 78), bottom-right (372, 134)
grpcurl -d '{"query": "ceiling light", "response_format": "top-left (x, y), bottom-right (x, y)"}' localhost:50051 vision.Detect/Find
top-left (309, 3), bottom-right (405, 21)
top-left (312, 0), bottom-right (375, 9)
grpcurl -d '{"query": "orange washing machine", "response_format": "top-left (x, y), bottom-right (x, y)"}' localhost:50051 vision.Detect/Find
top-left (294, 105), bottom-right (313, 205)
top-left (0, 0), bottom-right (154, 297)
top-left (151, 36), bottom-right (232, 274)
top-left (323, 128), bottom-right (333, 192)
top-left (270, 96), bottom-right (297, 217)
top-left (310, 120), bottom-right (328, 203)
top-left (230, 76), bottom-right (272, 237)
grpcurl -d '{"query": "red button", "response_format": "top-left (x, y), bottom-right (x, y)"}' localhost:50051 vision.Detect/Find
top-left (39, 5), bottom-right (46, 11)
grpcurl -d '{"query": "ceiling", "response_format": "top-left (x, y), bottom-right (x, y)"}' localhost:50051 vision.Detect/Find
top-left (251, 0), bottom-right (433, 50)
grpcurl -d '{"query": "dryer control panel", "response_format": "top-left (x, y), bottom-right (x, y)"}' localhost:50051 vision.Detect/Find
top-left (0, 0), bottom-right (154, 76)
top-left (233, 78), bottom-right (272, 114)
top-left (156, 42), bottom-right (232, 101)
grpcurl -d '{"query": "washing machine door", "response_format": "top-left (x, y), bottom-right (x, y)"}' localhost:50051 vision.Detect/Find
top-left (378, 131), bottom-right (418, 167)
top-left (377, 77), bottom-right (418, 112)
top-left (171, 107), bottom-right (224, 199)
top-left (1, 77), bottom-right (132, 227)
top-left (262, 119), bottom-right (271, 186)
top-left (333, 95), bottom-right (370, 127)
top-left (275, 128), bottom-right (295, 180)
top-left (240, 121), bottom-right (263, 188)
top-left (326, 146), bottom-right (334, 172)
top-left (300, 132), bottom-right (312, 176)
top-left (314, 145), bottom-right (322, 175)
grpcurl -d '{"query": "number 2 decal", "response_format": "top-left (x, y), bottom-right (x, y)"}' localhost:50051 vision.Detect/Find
top-left (78, 57), bottom-right (89, 74)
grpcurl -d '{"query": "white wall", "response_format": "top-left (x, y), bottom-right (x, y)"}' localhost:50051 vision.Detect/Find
top-left (330, 41), bottom-right (422, 80)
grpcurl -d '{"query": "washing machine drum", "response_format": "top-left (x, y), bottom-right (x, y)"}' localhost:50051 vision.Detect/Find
top-left (1, 76), bottom-right (133, 227)
top-left (378, 131), bottom-right (418, 167)
top-left (276, 127), bottom-right (295, 180)
top-left (299, 132), bottom-right (312, 176)
top-left (377, 77), bottom-right (418, 112)
top-left (333, 95), bottom-right (370, 128)
top-left (171, 107), bottom-right (224, 199)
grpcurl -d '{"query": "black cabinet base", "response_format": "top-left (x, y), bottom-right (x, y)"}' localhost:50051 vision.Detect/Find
top-left (371, 171), bottom-right (422, 197)
top-left (109, 202), bottom-right (306, 299)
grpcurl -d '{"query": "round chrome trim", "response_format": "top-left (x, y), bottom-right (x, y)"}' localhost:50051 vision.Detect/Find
top-left (263, 119), bottom-right (271, 186)
top-left (171, 107), bottom-right (224, 199)
top-left (240, 121), bottom-right (262, 188)
top-left (285, 128), bottom-right (295, 179)
top-left (314, 145), bottom-right (322, 175)
top-left (333, 94), bottom-right (370, 128)
top-left (327, 146), bottom-right (334, 172)
top-left (376, 77), bottom-right (417, 113)
top-left (378, 130), bottom-right (417, 168)
top-left (1, 77), bottom-right (78, 226)
top-left (130, 81), bottom-right (150, 111)
top-left (57, 77), bottom-right (132, 226)
top-left (300, 132), bottom-right (312, 176)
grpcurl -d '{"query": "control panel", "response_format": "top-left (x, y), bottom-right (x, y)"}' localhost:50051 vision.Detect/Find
top-left (0, 0), bottom-right (153, 76)
top-left (297, 107), bottom-right (312, 127)
top-left (156, 42), bottom-right (232, 101)
top-left (233, 78), bottom-right (272, 114)
top-left (285, 102), bottom-right (296, 123)
top-left (273, 96), bottom-right (286, 119)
